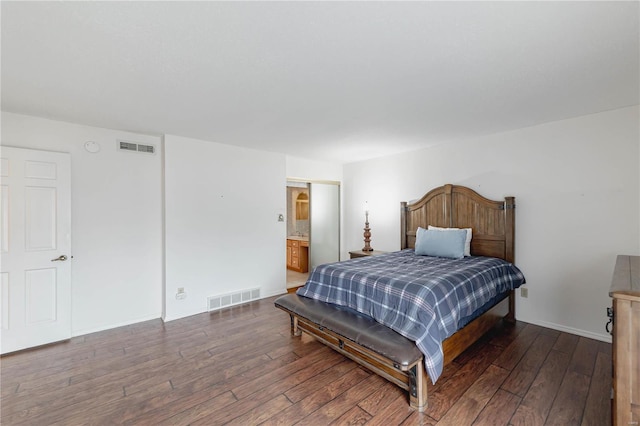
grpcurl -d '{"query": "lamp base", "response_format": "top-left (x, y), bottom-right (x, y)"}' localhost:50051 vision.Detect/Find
top-left (363, 221), bottom-right (372, 252)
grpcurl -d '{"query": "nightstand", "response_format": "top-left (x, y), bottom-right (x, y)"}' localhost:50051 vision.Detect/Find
top-left (349, 250), bottom-right (388, 259)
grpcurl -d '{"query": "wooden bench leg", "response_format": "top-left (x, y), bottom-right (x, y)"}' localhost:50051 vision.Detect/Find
top-left (289, 314), bottom-right (301, 337)
top-left (408, 362), bottom-right (428, 412)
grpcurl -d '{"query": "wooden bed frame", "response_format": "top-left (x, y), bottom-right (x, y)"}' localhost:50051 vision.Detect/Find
top-left (279, 184), bottom-right (516, 411)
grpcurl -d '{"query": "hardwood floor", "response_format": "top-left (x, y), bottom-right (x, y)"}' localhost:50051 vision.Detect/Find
top-left (0, 296), bottom-right (611, 425)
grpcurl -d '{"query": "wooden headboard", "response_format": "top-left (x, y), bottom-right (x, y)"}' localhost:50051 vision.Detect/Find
top-left (400, 184), bottom-right (515, 263)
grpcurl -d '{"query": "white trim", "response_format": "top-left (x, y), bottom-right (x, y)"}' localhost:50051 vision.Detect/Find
top-left (519, 317), bottom-right (612, 344)
top-left (72, 313), bottom-right (161, 337)
top-left (287, 177), bottom-right (341, 186)
top-left (261, 288), bottom-right (288, 299)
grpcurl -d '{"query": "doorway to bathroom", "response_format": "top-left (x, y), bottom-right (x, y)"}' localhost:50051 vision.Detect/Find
top-left (285, 180), bottom-right (340, 292)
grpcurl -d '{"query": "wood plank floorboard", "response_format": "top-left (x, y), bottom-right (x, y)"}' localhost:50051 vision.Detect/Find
top-left (0, 296), bottom-right (611, 425)
top-left (509, 349), bottom-right (572, 426)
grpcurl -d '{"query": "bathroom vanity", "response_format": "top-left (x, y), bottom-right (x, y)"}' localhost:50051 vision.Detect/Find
top-left (287, 237), bottom-right (309, 273)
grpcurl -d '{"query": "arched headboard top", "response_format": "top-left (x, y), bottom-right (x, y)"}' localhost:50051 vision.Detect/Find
top-left (400, 184), bottom-right (515, 263)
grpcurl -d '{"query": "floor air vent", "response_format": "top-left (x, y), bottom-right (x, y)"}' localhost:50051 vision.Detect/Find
top-left (118, 140), bottom-right (156, 154)
top-left (207, 287), bottom-right (261, 312)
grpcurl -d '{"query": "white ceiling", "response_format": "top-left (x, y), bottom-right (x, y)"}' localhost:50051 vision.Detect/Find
top-left (2, 1), bottom-right (638, 164)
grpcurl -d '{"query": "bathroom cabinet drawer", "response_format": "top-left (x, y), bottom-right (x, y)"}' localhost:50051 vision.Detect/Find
top-left (286, 238), bottom-right (308, 273)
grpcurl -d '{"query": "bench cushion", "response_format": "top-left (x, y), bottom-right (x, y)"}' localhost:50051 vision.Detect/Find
top-left (275, 293), bottom-right (422, 368)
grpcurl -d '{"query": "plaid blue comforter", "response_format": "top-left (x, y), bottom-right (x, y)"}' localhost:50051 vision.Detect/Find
top-left (296, 249), bottom-right (526, 383)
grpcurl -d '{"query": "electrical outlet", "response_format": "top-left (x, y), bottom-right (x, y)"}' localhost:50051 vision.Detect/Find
top-left (176, 287), bottom-right (187, 300)
top-left (520, 287), bottom-right (528, 298)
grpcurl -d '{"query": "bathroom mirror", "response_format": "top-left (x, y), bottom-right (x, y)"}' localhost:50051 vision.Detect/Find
top-left (296, 193), bottom-right (309, 220)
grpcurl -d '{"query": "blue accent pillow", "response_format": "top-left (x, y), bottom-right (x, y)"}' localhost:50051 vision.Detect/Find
top-left (415, 227), bottom-right (467, 259)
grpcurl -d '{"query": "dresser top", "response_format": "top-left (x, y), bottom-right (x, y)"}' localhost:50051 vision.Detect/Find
top-left (609, 255), bottom-right (640, 301)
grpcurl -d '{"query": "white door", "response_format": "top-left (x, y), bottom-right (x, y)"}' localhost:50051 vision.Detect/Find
top-left (0, 146), bottom-right (72, 354)
top-left (309, 182), bottom-right (340, 269)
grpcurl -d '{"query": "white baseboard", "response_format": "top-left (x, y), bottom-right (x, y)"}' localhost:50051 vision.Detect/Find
top-left (162, 310), bottom-right (202, 323)
top-left (72, 313), bottom-right (162, 337)
top-left (519, 317), bottom-right (612, 344)
top-left (262, 288), bottom-right (288, 298)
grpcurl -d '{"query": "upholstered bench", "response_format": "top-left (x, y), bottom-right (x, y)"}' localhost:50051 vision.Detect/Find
top-left (274, 293), bottom-right (428, 411)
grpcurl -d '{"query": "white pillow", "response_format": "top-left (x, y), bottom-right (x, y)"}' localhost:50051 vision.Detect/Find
top-left (427, 225), bottom-right (472, 256)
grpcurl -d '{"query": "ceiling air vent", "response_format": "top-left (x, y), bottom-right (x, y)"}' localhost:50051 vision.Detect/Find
top-left (117, 140), bottom-right (156, 155)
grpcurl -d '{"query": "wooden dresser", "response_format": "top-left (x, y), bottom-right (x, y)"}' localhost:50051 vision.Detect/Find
top-left (609, 255), bottom-right (640, 425)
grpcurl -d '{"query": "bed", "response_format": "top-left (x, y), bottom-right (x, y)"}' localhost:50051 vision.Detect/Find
top-left (275, 184), bottom-right (525, 411)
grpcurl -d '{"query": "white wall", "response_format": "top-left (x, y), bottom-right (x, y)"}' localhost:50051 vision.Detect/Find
top-left (6, 106), bottom-right (634, 341)
top-left (286, 155), bottom-right (343, 183)
top-left (1, 112), bottom-right (163, 335)
top-left (343, 106), bottom-right (640, 342)
top-left (164, 135), bottom-right (287, 321)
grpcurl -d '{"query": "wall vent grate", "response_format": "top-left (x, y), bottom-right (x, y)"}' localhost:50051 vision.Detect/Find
top-left (137, 144), bottom-right (155, 154)
top-left (118, 140), bottom-right (156, 154)
top-left (119, 141), bottom-right (137, 151)
top-left (207, 287), bottom-right (261, 312)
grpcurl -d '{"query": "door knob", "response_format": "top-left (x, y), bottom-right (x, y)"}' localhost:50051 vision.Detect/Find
top-left (51, 255), bottom-right (68, 262)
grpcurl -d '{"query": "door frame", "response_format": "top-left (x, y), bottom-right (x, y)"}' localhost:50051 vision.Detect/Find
top-left (286, 178), bottom-right (341, 267)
